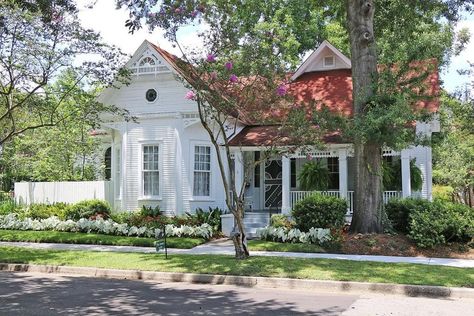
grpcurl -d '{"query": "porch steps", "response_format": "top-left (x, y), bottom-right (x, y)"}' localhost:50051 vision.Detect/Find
top-left (243, 213), bottom-right (270, 239)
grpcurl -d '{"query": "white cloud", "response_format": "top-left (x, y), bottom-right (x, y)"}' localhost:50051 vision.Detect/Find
top-left (76, 0), bottom-right (204, 57)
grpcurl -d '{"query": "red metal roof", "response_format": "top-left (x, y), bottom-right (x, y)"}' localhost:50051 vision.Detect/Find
top-left (228, 125), bottom-right (345, 147)
top-left (148, 44), bottom-right (440, 146)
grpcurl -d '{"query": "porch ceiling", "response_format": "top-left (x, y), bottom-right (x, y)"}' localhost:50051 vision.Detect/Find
top-left (228, 125), bottom-right (346, 147)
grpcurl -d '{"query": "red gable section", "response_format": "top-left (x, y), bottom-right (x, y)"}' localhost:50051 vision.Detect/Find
top-left (289, 69), bottom-right (354, 116)
top-left (287, 63), bottom-right (440, 118)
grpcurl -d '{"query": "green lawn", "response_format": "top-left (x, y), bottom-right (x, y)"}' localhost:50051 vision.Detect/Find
top-left (0, 246), bottom-right (472, 287)
top-left (0, 230), bottom-right (205, 249)
top-left (247, 240), bottom-right (325, 253)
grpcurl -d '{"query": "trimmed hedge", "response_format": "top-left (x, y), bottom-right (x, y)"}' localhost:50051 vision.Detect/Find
top-left (385, 198), bottom-right (432, 233)
top-left (386, 198), bottom-right (474, 248)
top-left (292, 193), bottom-right (346, 231)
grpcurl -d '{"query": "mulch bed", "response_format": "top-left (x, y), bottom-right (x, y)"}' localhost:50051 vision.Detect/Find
top-left (340, 233), bottom-right (474, 259)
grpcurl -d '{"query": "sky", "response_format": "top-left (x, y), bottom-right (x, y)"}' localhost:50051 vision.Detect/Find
top-left (77, 0), bottom-right (473, 93)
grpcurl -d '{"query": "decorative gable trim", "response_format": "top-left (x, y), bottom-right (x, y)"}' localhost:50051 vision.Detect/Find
top-left (291, 40), bottom-right (351, 81)
top-left (125, 40), bottom-right (176, 77)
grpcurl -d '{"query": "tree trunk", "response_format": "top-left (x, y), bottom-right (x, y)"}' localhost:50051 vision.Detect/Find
top-left (346, 0), bottom-right (384, 233)
top-left (231, 203), bottom-right (249, 259)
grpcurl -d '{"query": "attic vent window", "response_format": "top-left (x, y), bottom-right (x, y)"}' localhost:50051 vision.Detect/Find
top-left (324, 55), bottom-right (335, 67)
top-left (146, 89), bottom-right (158, 102)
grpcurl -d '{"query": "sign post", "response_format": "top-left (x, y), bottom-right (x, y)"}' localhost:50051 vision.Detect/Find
top-left (155, 225), bottom-right (168, 259)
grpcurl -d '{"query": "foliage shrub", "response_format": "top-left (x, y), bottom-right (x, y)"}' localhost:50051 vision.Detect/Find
top-left (0, 199), bottom-right (17, 216)
top-left (140, 205), bottom-right (162, 217)
top-left (432, 185), bottom-right (454, 202)
top-left (409, 200), bottom-right (474, 248)
top-left (385, 198), bottom-right (433, 233)
top-left (387, 198), bottom-right (474, 248)
top-left (292, 194), bottom-right (347, 231)
top-left (25, 203), bottom-right (68, 220)
top-left (187, 207), bottom-right (223, 232)
top-left (270, 214), bottom-right (295, 229)
top-left (65, 199), bottom-right (111, 220)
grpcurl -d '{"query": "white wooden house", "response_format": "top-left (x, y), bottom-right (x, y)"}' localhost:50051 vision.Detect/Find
top-left (15, 40), bottom-right (440, 227)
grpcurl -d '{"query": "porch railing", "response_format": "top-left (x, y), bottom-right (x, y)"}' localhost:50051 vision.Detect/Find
top-left (290, 190), bottom-right (402, 214)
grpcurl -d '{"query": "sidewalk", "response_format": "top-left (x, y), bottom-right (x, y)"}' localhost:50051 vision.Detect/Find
top-left (1, 240), bottom-right (473, 268)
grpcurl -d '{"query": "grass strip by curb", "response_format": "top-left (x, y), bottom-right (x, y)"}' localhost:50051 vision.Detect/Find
top-left (247, 240), bottom-right (325, 253)
top-left (0, 246), bottom-right (473, 288)
top-left (0, 230), bottom-right (205, 249)
top-left (3, 263), bottom-right (473, 299)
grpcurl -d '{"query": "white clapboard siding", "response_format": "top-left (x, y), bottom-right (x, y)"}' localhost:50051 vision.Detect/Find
top-left (108, 73), bottom-right (198, 116)
top-left (14, 181), bottom-right (113, 206)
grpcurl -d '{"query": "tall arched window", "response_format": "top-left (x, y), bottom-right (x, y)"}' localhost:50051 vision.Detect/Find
top-left (104, 147), bottom-right (112, 180)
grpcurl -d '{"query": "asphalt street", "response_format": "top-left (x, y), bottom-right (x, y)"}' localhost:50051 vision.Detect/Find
top-left (0, 272), bottom-right (472, 315)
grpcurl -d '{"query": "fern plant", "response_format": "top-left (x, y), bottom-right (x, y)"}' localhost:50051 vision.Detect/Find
top-left (383, 158), bottom-right (423, 191)
top-left (298, 160), bottom-right (330, 191)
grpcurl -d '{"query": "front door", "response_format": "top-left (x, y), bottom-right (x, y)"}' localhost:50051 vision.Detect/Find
top-left (264, 159), bottom-right (282, 209)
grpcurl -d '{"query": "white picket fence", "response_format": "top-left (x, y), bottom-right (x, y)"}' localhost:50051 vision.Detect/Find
top-left (290, 190), bottom-right (402, 214)
top-left (14, 181), bottom-right (114, 206)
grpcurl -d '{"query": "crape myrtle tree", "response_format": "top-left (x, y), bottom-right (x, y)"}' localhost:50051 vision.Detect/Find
top-left (117, 0), bottom-right (474, 240)
top-left (0, 1), bottom-right (130, 157)
top-left (116, 1), bottom-right (324, 258)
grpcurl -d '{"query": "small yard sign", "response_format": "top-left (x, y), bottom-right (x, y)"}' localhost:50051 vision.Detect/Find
top-left (155, 226), bottom-right (168, 259)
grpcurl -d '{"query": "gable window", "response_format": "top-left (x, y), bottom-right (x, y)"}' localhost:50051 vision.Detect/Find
top-left (138, 56), bottom-right (156, 73)
top-left (323, 55), bottom-right (335, 67)
top-left (193, 145), bottom-right (211, 196)
top-left (143, 145), bottom-right (160, 196)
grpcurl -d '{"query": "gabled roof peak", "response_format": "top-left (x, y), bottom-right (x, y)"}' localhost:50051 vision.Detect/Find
top-left (291, 40), bottom-right (351, 81)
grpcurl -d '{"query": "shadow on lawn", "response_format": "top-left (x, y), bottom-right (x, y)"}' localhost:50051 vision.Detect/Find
top-left (0, 272), bottom-right (355, 315)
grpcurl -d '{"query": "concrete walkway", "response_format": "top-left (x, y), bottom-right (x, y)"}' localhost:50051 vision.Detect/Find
top-left (1, 240), bottom-right (473, 268)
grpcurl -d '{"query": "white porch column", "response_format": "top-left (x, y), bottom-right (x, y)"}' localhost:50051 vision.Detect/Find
top-left (281, 156), bottom-right (291, 214)
top-left (338, 149), bottom-right (348, 202)
top-left (234, 151), bottom-right (245, 197)
top-left (401, 149), bottom-right (412, 198)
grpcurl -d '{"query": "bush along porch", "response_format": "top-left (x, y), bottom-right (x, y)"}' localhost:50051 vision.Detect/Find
top-left (252, 192), bottom-right (473, 257)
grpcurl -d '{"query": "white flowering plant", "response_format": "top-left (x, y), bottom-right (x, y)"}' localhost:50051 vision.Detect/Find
top-left (0, 214), bottom-right (213, 239)
top-left (256, 226), bottom-right (332, 245)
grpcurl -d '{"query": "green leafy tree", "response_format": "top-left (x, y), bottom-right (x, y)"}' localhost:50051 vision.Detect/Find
top-left (0, 70), bottom-right (108, 189)
top-left (433, 93), bottom-right (474, 206)
top-left (0, 2), bottom-right (129, 154)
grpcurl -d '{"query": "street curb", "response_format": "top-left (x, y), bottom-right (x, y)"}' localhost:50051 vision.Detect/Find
top-left (1, 263), bottom-right (473, 299)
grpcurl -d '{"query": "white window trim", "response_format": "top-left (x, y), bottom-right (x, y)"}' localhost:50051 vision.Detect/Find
top-left (190, 141), bottom-right (215, 201)
top-left (138, 141), bottom-right (163, 201)
top-left (323, 55), bottom-right (335, 68)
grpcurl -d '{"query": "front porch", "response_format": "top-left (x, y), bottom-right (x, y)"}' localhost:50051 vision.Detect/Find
top-left (231, 145), bottom-right (415, 216)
